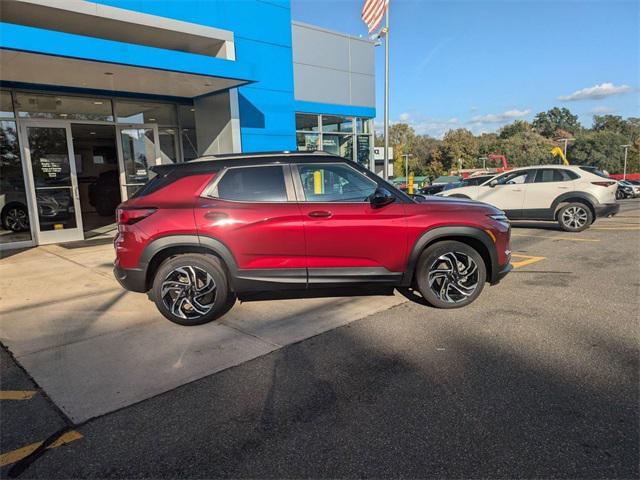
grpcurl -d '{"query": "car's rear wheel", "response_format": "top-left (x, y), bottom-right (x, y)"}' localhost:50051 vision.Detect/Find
top-left (151, 254), bottom-right (234, 326)
top-left (415, 240), bottom-right (486, 309)
top-left (557, 203), bottom-right (592, 232)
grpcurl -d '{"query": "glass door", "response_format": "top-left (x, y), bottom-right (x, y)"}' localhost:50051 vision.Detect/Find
top-left (116, 125), bottom-right (161, 200)
top-left (20, 120), bottom-right (84, 244)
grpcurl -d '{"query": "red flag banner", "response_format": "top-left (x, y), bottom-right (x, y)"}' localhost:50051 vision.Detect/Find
top-left (362, 0), bottom-right (389, 34)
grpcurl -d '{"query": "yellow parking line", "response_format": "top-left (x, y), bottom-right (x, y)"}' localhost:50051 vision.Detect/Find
top-left (511, 254), bottom-right (546, 269)
top-left (0, 391), bottom-right (36, 400)
top-left (511, 233), bottom-right (600, 242)
top-left (0, 431), bottom-right (83, 467)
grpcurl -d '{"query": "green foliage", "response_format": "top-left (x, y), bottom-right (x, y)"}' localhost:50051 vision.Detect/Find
top-left (377, 108), bottom-right (637, 177)
top-left (498, 120), bottom-right (531, 139)
top-left (532, 107), bottom-right (581, 138)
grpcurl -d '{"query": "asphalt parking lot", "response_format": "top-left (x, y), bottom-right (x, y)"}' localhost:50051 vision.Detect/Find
top-left (1, 199), bottom-right (638, 478)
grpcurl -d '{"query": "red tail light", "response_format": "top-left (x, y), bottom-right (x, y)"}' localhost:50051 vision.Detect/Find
top-left (116, 207), bottom-right (156, 225)
top-left (591, 181), bottom-right (616, 187)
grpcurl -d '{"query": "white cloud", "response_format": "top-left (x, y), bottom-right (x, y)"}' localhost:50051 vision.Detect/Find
top-left (398, 112), bottom-right (411, 121)
top-left (470, 109), bottom-right (531, 124)
top-left (558, 82), bottom-right (633, 101)
top-left (590, 106), bottom-right (616, 115)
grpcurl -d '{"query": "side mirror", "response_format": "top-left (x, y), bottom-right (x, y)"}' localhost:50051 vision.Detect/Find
top-left (489, 179), bottom-right (498, 188)
top-left (370, 187), bottom-right (396, 208)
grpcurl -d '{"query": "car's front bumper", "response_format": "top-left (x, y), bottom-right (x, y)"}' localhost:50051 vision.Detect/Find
top-left (113, 261), bottom-right (147, 293)
top-left (490, 262), bottom-right (512, 285)
top-left (595, 203), bottom-right (620, 218)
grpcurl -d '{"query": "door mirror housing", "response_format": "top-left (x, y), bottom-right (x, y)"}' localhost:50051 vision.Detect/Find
top-left (489, 179), bottom-right (498, 188)
top-left (370, 187), bottom-right (396, 208)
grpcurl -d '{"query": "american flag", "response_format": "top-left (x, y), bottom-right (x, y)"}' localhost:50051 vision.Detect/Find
top-left (361, 0), bottom-right (389, 34)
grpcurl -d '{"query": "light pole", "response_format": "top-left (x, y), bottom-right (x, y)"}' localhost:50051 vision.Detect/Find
top-left (621, 144), bottom-right (631, 180)
top-left (402, 153), bottom-right (413, 182)
top-left (556, 137), bottom-right (574, 164)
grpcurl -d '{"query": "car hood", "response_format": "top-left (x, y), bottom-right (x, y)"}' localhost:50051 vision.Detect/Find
top-left (415, 195), bottom-right (503, 214)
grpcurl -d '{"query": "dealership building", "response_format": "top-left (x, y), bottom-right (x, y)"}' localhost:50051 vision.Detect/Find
top-left (0, 0), bottom-right (376, 249)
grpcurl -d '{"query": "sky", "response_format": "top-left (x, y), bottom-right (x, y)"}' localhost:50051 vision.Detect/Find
top-left (291, 0), bottom-right (639, 138)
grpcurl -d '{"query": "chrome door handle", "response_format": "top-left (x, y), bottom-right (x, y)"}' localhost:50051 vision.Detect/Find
top-left (308, 210), bottom-right (332, 218)
top-left (511, 189), bottom-right (523, 192)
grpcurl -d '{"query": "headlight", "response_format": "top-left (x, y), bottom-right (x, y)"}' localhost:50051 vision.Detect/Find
top-left (488, 213), bottom-right (509, 223)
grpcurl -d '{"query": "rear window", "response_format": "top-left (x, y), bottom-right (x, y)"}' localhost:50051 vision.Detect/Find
top-left (579, 166), bottom-right (609, 179)
top-left (214, 166), bottom-right (287, 202)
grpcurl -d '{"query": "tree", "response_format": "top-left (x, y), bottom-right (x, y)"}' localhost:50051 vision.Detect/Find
top-left (532, 107), bottom-right (581, 138)
top-left (498, 120), bottom-right (531, 139)
top-left (567, 130), bottom-right (633, 173)
top-left (495, 131), bottom-right (555, 167)
top-left (440, 128), bottom-right (479, 170)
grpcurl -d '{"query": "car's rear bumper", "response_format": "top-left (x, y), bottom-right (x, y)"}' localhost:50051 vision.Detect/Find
top-left (595, 203), bottom-right (620, 218)
top-left (113, 261), bottom-right (147, 293)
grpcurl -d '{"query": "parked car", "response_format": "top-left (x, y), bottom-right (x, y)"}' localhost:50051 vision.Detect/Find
top-left (617, 180), bottom-right (640, 199)
top-left (442, 174), bottom-right (496, 192)
top-left (438, 165), bottom-right (619, 232)
top-left (114, 152), bottom-right (512, 326)
top-left (89, 170), bottom-right (121, 217)
top-left (419, 184), bottom-right (447, 195)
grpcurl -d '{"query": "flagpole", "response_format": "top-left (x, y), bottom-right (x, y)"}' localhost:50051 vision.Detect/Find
top-left (383, 7), bottom-right (390, 180)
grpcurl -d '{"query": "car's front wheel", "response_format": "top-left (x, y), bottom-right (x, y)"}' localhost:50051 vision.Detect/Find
top-left (557, 203), bottom-right (592, 232)
top-left (151, 254), bottom-right (234, 326)
top-left (415, 240), bottom-right (486, 309)
top-left (2, 204), bottom-right (29, 232)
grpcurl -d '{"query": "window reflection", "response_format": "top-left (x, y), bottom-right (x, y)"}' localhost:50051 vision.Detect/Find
top-left (0, 120), bottom-right (32, 243)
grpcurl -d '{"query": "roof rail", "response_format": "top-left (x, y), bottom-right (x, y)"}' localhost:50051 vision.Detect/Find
top-left (192, 150), bottom-right (335, 162)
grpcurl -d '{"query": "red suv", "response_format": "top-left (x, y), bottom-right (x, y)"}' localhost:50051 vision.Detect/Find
top-left (114, 152), bottom-right (511, 325)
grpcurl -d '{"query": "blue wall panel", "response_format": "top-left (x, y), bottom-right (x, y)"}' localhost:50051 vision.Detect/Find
top-left (90, 0), bottom-right (297, 152)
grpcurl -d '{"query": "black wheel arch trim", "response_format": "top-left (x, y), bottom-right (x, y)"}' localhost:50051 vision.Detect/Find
top-left (138, 234), bottom-right (240, 291)
top-left (402, 226), bottom-right (500, 286)
top-left (550, 192), bottom-right (598, 218)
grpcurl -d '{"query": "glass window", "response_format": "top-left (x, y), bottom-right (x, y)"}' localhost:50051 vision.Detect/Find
top-left (158, 128), bottom-right (178, 164)
top-left (297, 163), bottom-right (377, 202)
top-left (322, 115), bottom-right (353, 133)
top-left (579, 166), bottom-right (608, 178)
top-left (296, 132), bottom-right (319, 151)
top-left (15, 93), bottom-right (113, 121)
top-left (495, 170), bottom-right (530, 185)
top-left (323, 134), bottom-right (353, 160)
top-left (181, 129), bottom-right (198, 161)
top-left (116, 101), bottom-right (177, 125)
top-left (534, 169), bottom-right (573, 183)
top-left (356, 135), bottom-right (370, 166)
top-left (215, 166), bottom-right (287, 202)
top-left (1, 91), bottom-right (14, 119)
top-left (0, 120), bottom-right (32, 243)
top-left (355, 118), bottom-right (372, 134)
top-left (120, 128), bottom-right (157, 185)
top-left (296, 113), bottom-right (319, 132)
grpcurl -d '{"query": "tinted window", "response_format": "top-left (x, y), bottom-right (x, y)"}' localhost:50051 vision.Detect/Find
top-left (216, 166), bottom-right (287, 202)
top-left (297, 163), bottom-right (377, 202)
top-left (534, 169), bottom-right (574, 183)
top-left (579, 166), bottom-right (609, 178)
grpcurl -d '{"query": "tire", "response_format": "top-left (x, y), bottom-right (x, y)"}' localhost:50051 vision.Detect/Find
top-left (557, 202), bottom-right (593, 232)
top-left (1, 204), bottom-right (29, 232)
top-left (415, 240), bottom-right (486, 309)
top-left (150, 254), bottom-right (234, 326)
top-left (616, 190), bottom-right (624, 200)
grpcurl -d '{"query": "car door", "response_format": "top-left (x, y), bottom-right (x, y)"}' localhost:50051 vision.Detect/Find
top-left (521, 168), bottom-right (578, 219)
top-left (292, 162), bottom-right (408, 284)
top-left (475, 169), bottom-right (533, 218)
top-left (194, 163), bottom-right (307, 289)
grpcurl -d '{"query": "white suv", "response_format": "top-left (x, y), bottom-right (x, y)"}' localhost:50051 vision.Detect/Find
top-left (438, 165), bottom-right (619, 232)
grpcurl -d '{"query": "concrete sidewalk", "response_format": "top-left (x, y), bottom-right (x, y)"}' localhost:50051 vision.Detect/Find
top-left (0, 242), bottom-right (406, 423)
